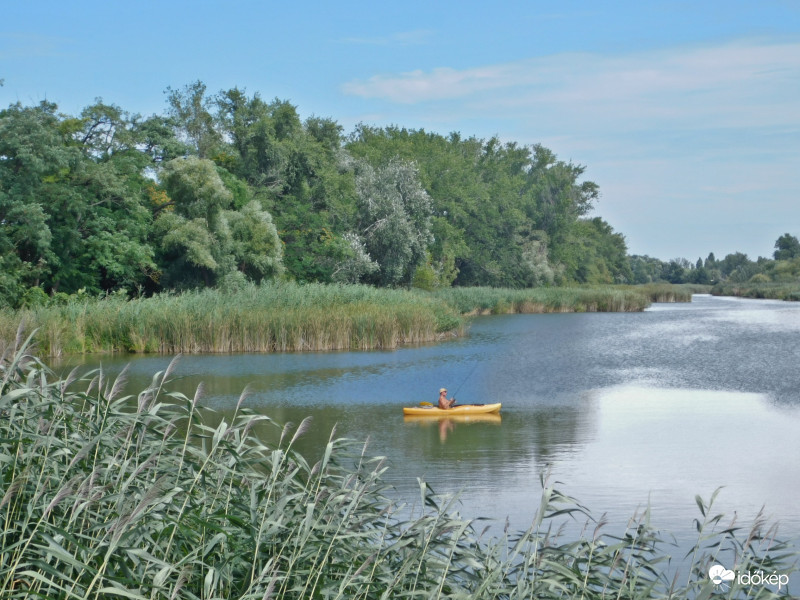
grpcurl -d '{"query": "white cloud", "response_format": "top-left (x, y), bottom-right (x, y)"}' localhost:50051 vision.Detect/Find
top-left (340, 38), bottom-right (800, 260)
top-left (341, 39), bottom-right (800, 132)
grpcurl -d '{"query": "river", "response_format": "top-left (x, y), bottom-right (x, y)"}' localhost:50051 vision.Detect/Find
top-left (51, 294), bottom-right (800, 565)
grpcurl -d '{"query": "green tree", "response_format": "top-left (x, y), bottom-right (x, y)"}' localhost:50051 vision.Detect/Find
top-left (215, 89), bottom-right (356, 282)
top-left (155, 157), bottom-right (282, 288)
top-left (0, 101), bottom-right (156, 303)
top-left (226, 200), bottom-right (284, 282)
top-left (165, 80), bottom-right (221, 159)
top-left (773, 233), bottom-right (800, 261)
top-left (354, 158), bottom-right (433, 287)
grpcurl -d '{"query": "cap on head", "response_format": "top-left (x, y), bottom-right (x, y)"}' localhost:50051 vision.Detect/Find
top-left (439, 388), bottom-right (447, 394)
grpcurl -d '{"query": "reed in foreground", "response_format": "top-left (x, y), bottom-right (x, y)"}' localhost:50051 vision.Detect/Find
top-left (1, 338), bottom-right (795, 599)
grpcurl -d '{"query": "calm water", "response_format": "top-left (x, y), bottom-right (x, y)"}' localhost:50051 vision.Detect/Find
top-left (52, 295), bottom-right (800, 554)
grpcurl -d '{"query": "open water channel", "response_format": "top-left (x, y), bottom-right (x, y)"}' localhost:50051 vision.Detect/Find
top-left (52, 294), bottom-right (800, 582)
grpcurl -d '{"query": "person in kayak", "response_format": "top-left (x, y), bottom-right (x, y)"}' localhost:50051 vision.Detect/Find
top-left (438, 388), bottom-right (456, 409)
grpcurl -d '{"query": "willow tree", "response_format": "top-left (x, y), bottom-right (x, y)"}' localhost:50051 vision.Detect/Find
top-left (354, 158), bottom-right (433, 287)
top-left (155, 157), bottom-right (283, 289)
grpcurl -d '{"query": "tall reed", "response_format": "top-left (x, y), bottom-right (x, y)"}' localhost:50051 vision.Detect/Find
top-left (711, 282), bottom-right (800, 301)
top-left (0, 282), bottom-right (464, 357)
top-left (433, 286), bottom-right (654, 315)
top-left (1, 339), bottom-right (796, 599)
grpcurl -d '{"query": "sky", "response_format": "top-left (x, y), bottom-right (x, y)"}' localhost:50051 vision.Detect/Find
top-left (2, 0), bottom-right (799, 261)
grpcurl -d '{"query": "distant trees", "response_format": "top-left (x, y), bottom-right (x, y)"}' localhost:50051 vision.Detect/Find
top-left (627, 233), bottom-right (800, 287)
top-left (774, 234), bottom-right (800, 261)
top-left (346, 126), bottom-right (626, 287)
top-left (0, 101), bottom-right (157, 306)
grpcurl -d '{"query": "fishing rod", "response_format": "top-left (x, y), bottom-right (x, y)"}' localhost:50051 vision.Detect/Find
top-left (450, 358), bottom-right (482, 400)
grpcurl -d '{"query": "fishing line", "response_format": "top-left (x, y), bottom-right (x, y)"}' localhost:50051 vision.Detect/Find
top-left (451, 358), bottom-right (481, 399)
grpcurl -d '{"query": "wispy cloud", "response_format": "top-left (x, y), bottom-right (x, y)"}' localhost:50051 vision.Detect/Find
top-left (0, 32), bottom-right (73, 59)
top-left (340, 38), bottom-right (800, 259)
top-left (341, 39), bottom-right (800, 133)
top-left (339, 29), bottom-right (434, 46)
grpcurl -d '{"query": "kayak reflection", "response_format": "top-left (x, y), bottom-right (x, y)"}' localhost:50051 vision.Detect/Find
top-left (403, 413), bottom-right (502, 442)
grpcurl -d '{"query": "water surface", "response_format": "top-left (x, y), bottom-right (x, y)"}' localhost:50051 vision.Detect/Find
top-left (53, 295), bottom-right (800, 551)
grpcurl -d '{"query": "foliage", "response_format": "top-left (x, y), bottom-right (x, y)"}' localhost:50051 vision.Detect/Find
top-left (5, 88), bottom-right (794, 309)
top-left (354, 158), bottom-right (433, 287)
top-left (155, 157), bottom-right (283, 288)
top-left (1, 341), bottom-right (796, 599)
top-left (0, 101), bottom-right (157, 303)
top-left (773, 233), bottom-right (800, 261)
top-left (1, 88), bottom-right (641, 305)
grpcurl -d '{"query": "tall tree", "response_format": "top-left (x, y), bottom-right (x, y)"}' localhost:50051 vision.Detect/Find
top-left (165, 81), bottom-right (221, 159)
top-left (354, 159), bottom-right (433, 287)
top-left (774, 233), bottom-right (800, 261)
top-left (155, 157), bottom-right (283, 288)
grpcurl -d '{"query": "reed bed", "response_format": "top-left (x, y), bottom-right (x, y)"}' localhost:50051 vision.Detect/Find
top-left (0, 283), bottom-right (464, 357)
top-left (1, 338), bottom-right (796, 599)
top-left (626, 283), bottom-right (702, 303)
top-left (0, 283), bottom-right (703, 358)
top-left (433, 286), bottom-right (654, 315)
top-left (711, 282), bottom-right (800, 301)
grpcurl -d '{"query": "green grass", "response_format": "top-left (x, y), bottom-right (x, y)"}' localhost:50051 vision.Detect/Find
top-left (711, 282), bottom-right (800, 301)
top-left (431, 284), bottom-right (694, 315)
top-left (1, 338), bottom-right (795, 599)
top-left (0, 282), bottom-right (464, 357)
top-left (0, 283), bottom-right (702, 358)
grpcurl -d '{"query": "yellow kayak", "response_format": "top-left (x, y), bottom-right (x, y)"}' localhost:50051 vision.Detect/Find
top-left (404, 413), bottom-right (501, 424)
top-left (402, 403), bottom-right (501, 416)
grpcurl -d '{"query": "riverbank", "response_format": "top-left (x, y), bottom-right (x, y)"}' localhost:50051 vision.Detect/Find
top-left (0, 283), bottom-right (463, 357)
top-left (0, 282), bottom-right (695, 357)
top-left (434, 283), bottom-right (700, 315)
top-left (711, 281), bottom-right (800, 301)
top-left (1, 344), bottom-right (794, 599)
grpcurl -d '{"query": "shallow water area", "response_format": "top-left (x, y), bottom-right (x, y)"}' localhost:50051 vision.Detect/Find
top-left (50, 294), bottom-right (800, 585)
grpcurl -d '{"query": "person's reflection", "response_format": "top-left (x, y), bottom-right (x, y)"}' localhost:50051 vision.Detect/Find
top-left (438, 418), bottom-right (454, 442)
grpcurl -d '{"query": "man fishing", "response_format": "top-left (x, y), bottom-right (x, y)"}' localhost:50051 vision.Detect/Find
top-left (438, 388), bottom-right (456, 409)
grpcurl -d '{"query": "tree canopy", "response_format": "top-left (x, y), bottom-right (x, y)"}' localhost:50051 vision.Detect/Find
top-left (1, 81), bottom-right (656, 309)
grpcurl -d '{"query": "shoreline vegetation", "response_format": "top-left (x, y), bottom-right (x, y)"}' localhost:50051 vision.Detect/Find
top-left (0, 283), bottom-right (702, 358)
top-left (711, 281), bottom-right (800, 301)
top-left (1, 341), bottom-right (795, 599)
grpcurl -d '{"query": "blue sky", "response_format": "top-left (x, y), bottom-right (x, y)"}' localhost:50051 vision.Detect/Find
top-left (2, 0), bottom-right (799, 261)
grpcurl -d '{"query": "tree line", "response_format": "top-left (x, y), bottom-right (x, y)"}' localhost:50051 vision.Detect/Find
top-left (0, 80), bottom-right (646, 309)
top-left (629, 233), bottom-right (800, 286)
